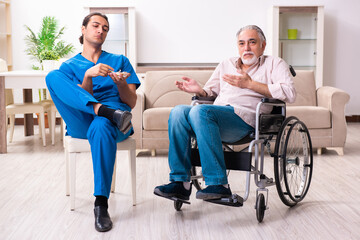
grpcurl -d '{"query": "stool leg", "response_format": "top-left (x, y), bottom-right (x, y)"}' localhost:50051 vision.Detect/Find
top-left (60, 118), bottom-right (64, 141)
top-left (129, 148), bottom-right (136, 206)
top-left (65, 149), bottom-right (70, 196)
top-left (111, 156), bottom-right (117, 193)
top-left (69, 152), bottom-right (76, 211)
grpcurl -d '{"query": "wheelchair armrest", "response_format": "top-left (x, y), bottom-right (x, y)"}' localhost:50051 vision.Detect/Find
top-left (261, 98), bottom-right (285, 105)
top-left (191, 95), bottom-right (217, 101)
top-left (191, 95), bottom-right (217, 106)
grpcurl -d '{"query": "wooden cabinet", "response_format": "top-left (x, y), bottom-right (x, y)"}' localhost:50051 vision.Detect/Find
top-left (0, 0), bottom-right (12, 70)
top-left (269, 6), bottom-right (324, 87)
top-left (86, 6), bottom-right (137, 71)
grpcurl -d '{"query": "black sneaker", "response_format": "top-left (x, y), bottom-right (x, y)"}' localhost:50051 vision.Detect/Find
top-left (154, 182), bottom-right (192, 200)
top-left (113, 110), bottom-right (132, 134)
top-left (196, 185), bottom-right (232, 200)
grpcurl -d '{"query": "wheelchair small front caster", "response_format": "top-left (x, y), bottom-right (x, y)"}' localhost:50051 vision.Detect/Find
top-left (256, 193), bottom-right (266, 222)
top-left (174, 200), bottom-right (183, 211)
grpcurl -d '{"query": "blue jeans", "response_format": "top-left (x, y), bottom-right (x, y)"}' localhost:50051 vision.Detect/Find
top-left (168, 104), bottom-right (254, 185)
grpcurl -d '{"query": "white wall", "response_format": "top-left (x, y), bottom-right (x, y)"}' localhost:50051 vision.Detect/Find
top-left (10, 0), bottom-right (360, 115)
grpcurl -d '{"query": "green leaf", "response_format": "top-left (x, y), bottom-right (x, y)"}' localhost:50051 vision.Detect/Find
top-left (24, 16), bottom-right (75, 66)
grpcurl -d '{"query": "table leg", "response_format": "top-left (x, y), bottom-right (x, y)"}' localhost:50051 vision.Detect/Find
top-left (0, 76), bottom-right (7, 153)
top-left (23, 89), bottom-right (34, 136)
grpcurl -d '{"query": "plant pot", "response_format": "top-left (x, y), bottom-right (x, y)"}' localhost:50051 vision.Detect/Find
top-left (42, 60), bottom-right (60, 71)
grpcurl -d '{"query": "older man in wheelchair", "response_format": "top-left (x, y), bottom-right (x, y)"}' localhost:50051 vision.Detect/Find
top-left (154, 25), bottom-right (313, 222)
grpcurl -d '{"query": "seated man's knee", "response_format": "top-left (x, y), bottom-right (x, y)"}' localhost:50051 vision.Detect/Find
top-left (169, 105), bottom-right (191, 120)
top-left (188, 105), bottom-right (210, 121)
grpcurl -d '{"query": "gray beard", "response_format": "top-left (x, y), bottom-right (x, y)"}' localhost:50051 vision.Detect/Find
top-left (241, 55), bottom-right (258, 66)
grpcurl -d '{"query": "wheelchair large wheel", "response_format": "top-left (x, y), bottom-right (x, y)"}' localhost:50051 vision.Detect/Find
top-left (283, 120), bottom-right (313, 202)
top-left (191, 166), bottom-right (205, 191)
top-left (274, 117), bottom-right (313, 206)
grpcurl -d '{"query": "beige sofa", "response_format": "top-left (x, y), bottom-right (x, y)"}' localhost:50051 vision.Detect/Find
top-left (286, 70), bottom-right (350, 155)
top-left (132, 71), bottom-right (213, 152)
top-left (133, 70), bottom-right (350, 155)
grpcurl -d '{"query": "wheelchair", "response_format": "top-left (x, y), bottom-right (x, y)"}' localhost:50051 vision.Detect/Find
top-left (172, 92), bottom-right (313, 223)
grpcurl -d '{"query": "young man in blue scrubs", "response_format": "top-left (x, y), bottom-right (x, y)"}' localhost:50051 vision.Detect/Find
top-left (46, 12), bottom-right (140, 232)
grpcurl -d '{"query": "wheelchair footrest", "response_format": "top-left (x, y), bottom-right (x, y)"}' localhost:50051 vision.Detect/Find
top-left (204, 194), bottom-right (243, 207)
top-left (156, 194), bottom-right (191, 205)
top-left (170, 197), bottom-right (190, 205)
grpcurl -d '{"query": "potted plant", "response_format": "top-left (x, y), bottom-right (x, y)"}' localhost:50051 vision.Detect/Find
top-left (24, 16), bottom-right (74, 71)
top-left (40, 49), bottom-right (60, 71)
top-left (25, 16), bottom-right (75, 102)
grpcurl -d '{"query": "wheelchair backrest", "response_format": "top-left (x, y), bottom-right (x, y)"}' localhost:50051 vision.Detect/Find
top-left (259, 113), bottom-right (285, 135)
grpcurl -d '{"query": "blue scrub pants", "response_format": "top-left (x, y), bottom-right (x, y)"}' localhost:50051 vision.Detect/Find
top-left (168, 104), bottom-right (254, 185)
top-left (46, 70), bottom-right (130, 198)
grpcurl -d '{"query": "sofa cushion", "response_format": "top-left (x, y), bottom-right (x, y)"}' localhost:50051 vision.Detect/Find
top-left (286, 106), bottom-right (331, 129)
top-left (144, 71), bottom-right (213, 108)
top-left (143, 107), bottom-right (172, 130)
top-left (288, 70), bottom-right (317, 107)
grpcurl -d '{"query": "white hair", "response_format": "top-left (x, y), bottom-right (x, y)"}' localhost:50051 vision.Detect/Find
top-left (236, 25), bottom-right (266, 44)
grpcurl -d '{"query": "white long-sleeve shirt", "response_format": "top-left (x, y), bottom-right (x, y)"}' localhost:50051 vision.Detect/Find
top-left (203, 55), bottom-right (296, 127)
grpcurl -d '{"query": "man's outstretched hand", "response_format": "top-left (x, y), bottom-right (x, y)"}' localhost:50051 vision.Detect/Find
top-left (175, 77), bottom-right (203, 95)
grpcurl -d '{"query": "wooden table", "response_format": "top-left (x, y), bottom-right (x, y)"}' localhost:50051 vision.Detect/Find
top-left (0, 70), bottom-right (48, 153)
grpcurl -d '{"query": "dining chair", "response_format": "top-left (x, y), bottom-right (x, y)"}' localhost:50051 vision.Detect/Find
top-left (63, 133), bottom-right (137, 211)
top-left (5, 89), bottom-right (48, 146)
top-left (0, 58), bottom-right (48, 146)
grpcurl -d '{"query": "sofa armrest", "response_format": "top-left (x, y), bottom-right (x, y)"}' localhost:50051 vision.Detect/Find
top-left (317, 86), bottom-right (350, 147)
top-left (132, 90), bottom-right (145, 149)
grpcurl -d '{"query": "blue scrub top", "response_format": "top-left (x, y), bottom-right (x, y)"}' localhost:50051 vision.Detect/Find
top-left (59, 51), bottom-right (141, 111)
